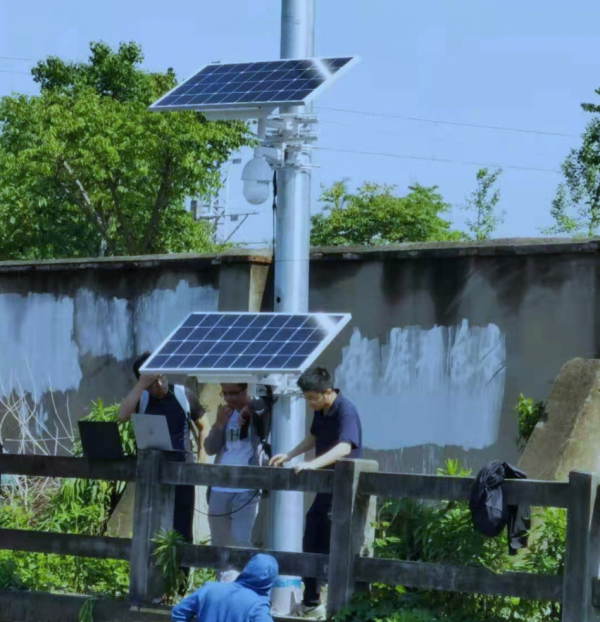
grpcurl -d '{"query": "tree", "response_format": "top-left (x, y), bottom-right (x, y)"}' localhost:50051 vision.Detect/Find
top-left (310, 181), bottom-right (462, 247)
top-left (463, 167), bottom-right (504, 240)
top-left (545, 91), bottom-right (600, 236)
top-left (0, 42), bottom-right (252, 260)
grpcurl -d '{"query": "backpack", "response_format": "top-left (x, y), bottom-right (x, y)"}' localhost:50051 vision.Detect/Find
top-left (469, 461), bottom-right (508, 537)
top-left (469, 460), bottom-right (530, 554)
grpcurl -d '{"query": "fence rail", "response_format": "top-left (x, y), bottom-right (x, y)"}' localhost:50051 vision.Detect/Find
top-left (0, 451), bottom-right (599, 622)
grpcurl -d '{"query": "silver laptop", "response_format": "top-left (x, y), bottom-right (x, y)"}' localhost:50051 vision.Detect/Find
top-left (131, 414), bottom-right (173, 451)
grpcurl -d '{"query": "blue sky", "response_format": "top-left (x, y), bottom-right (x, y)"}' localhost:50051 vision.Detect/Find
top-left (0, 0), bottom-right (598, 246)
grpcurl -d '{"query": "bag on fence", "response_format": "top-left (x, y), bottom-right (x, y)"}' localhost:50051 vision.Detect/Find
top-left (469, 460), bottom-right (531, 555)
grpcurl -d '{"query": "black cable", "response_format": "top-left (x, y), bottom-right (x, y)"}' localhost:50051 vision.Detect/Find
top-left (317, 105), bottom-right (578, 138)
top-left (195, 490), bottom-right (261, 518)
top-left (272, 170), bottom-right (277, 255)
top-left (314, 145), bottom-right (561, 175)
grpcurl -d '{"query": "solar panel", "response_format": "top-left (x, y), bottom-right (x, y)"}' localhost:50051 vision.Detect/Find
top-left (140, 312), bottom-right (351, 376)
top-left (149, 57), bottom-right (357, 113)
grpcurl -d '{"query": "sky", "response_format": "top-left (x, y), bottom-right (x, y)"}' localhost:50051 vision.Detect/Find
top-left (0, 0), bottom-right (598, 246)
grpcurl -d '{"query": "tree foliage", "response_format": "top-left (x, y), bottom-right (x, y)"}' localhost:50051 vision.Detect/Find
top-left (545, 90), bottom-right (600, 236)
top-left (464, 168), bottom-right (504, 240)
top-left (0, 42), bottom-right (253, 260)
top-left (310, 181), bottom-right (462, 247)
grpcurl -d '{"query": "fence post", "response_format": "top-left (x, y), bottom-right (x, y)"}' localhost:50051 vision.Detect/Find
top-left (129, 450), bottom-right (175, 605)
top-left (562, 471), bottom-right (600, 622)
top-left (327, 459), bottom-right (379, 618)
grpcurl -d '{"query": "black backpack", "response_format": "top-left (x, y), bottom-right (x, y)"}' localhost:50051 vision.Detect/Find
top-left (469, 461), bottom-right (530, 553)
top-left (469, 461), bottom-right (508, 536)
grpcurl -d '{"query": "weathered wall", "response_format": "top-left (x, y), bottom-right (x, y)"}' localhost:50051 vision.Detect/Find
top-left (306, 238), bottom-right (599, 474)
top-left (1, 239), bottom-right (598, 478)
top-left (0, 251), bottom-right (270, 452)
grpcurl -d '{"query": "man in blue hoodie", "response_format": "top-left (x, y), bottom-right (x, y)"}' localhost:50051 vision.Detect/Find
top-left (171, 554), bottom-right (278, 622)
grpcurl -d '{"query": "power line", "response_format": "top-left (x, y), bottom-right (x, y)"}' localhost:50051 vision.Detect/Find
top-left (320, 118), bottom-right (463, 145)
top-left (317, 106), bottom-right (579, 139)
top-left (0, 55), bottom-right (35, 62)
top-left (0, 69), bottom-right (31, 76)
top-left (314, 145), bottom-right (561, 175)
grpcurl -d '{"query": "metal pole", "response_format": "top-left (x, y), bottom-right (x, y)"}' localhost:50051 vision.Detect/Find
top-left (269, 0), bottom-right (315, 615)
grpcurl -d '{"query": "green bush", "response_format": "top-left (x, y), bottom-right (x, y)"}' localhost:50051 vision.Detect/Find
top-left (0, 399), bottom-right (133, 597)
top-left (514, 394), bottom-right (546, 451)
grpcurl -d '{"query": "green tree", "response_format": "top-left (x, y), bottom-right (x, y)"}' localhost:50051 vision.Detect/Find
top-left (464, 167), bottom-right (504, 240)
top-left (310, 181), bottom-right (462, 247)
top-left (0, 42), bottom-right (252, 260)
top-left (545, 91), bottom-right (600, 236)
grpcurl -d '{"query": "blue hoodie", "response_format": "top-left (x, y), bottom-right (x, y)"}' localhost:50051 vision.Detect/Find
top-left (171, 555), bottom-right (278, 622)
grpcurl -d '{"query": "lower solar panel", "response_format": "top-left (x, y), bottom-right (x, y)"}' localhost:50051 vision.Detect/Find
top-left (140, 312), bottom-right (350, 375)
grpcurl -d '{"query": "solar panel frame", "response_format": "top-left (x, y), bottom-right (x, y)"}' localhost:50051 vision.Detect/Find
top-left (139, 312), bottom-right (352, 377)
top-left (148, 56), bottom-right (360, 115)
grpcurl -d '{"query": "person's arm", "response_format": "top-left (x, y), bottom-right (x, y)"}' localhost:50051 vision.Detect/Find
top-left (117, 375), bottom-right (156, 422)
top-left (293, 441), bottom-right (352, 473)
top-left (268, 434), bottom-right (315, 467)
top-left (248, 602), bottom-right (274, 622)
top-left (203, 405), bottom-right (232, 456)
top-left (190, 418), bottom-right (207, 463)
top-left (171, 587), bottom-right (205, 622)
top-left (186, 389), bottom-right (207, 463)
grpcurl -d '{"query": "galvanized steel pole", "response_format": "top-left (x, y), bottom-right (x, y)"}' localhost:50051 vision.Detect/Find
top-left (269, 0), bottom-right (315, 614)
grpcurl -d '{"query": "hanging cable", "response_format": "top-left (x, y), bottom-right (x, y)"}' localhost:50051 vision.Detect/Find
top-left (317, 106), bottom-right (579, 139)
top-left (314, 146), bottom-right (561, 175)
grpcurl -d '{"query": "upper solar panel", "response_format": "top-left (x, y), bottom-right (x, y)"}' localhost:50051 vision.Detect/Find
top-left (140, 312), bottom-right (351, 376)
top-left (149, 57), bottom-right (357, 113)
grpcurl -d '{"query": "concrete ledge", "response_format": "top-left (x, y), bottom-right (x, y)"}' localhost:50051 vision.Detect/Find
top-left (310, 237), bottom-right (600, 260)
top-left (1, 237), bottom-right (598, 273)
top-left (0, 248), bottom-right (273, 273)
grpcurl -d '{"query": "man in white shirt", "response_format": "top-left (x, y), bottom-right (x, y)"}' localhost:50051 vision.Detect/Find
top-left (204, 383), bottom-right (270, 550)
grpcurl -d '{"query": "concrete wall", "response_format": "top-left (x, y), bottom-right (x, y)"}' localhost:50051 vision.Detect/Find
top-left (307, 238), bottom-right (599, 474)
top-left (1, 239), bottom-right (597, 478)
top-left (0, 251), bottom-right (269, 449)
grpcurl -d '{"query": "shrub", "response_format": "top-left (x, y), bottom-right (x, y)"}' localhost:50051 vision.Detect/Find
top-left (336, 460), bottom-right (565, 622)
top-left (514, 394), bottom-right (546, 451)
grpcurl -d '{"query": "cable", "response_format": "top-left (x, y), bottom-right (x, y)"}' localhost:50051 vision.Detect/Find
top-left (320, 118), bottom-right (463, 145)
top-left (0, 69), bottom-right (31, 76)
top-left (314, 145), bottom-right (562, 175)
top-left (0, 55), bottom-right (35, 62)
top-left (272, 170), bottom-right (277, 253)
top-left (317, 106), bottom-right (579, 139)
top-left (195, 490), bottom-right (261, 518)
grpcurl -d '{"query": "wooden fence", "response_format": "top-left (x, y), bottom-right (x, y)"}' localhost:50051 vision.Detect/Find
top-left (0, 451), bottom-right (599, 622)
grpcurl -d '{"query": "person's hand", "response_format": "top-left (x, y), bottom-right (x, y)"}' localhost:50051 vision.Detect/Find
top-left (292, 462), bottom-right (314, 474)
top-left (238, 404), bottom-right (252, 425)
top-left (269, 453), bottom-right (289, 467)
top-left (215, 404), bottom-right (233, 428)
top-left (138, 374), bottom-right (157, 390)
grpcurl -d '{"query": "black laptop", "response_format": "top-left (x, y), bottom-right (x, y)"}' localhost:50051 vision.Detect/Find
top-left (77, 421), bottom-right (124, 460)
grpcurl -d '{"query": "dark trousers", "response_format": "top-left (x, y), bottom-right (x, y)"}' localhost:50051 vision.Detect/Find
top-left (302, 494), bottom-right (332, 607)
top-left (173, 485), bottom-right (195, 590)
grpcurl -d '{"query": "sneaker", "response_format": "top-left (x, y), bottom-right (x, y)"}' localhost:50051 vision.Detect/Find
top-left (299, 603), bottom-right (326, 619)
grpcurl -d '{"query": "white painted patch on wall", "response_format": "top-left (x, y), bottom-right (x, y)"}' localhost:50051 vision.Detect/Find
top-left (134, 281), bottom-right (219, 353)
top-left (0, 293), bottom-right (82, 397)
top-left (74, 289), bottom-right (132, 360)
top-left (335, 320), bottom-right (506, 451)
top-left (0, 280), bottom-right (218, 403)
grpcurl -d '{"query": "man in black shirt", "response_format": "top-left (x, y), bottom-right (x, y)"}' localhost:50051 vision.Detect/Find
top-left (269, 367), bottom-right (363, 619)
top-left (118, 352), bottom-right (206, 590)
